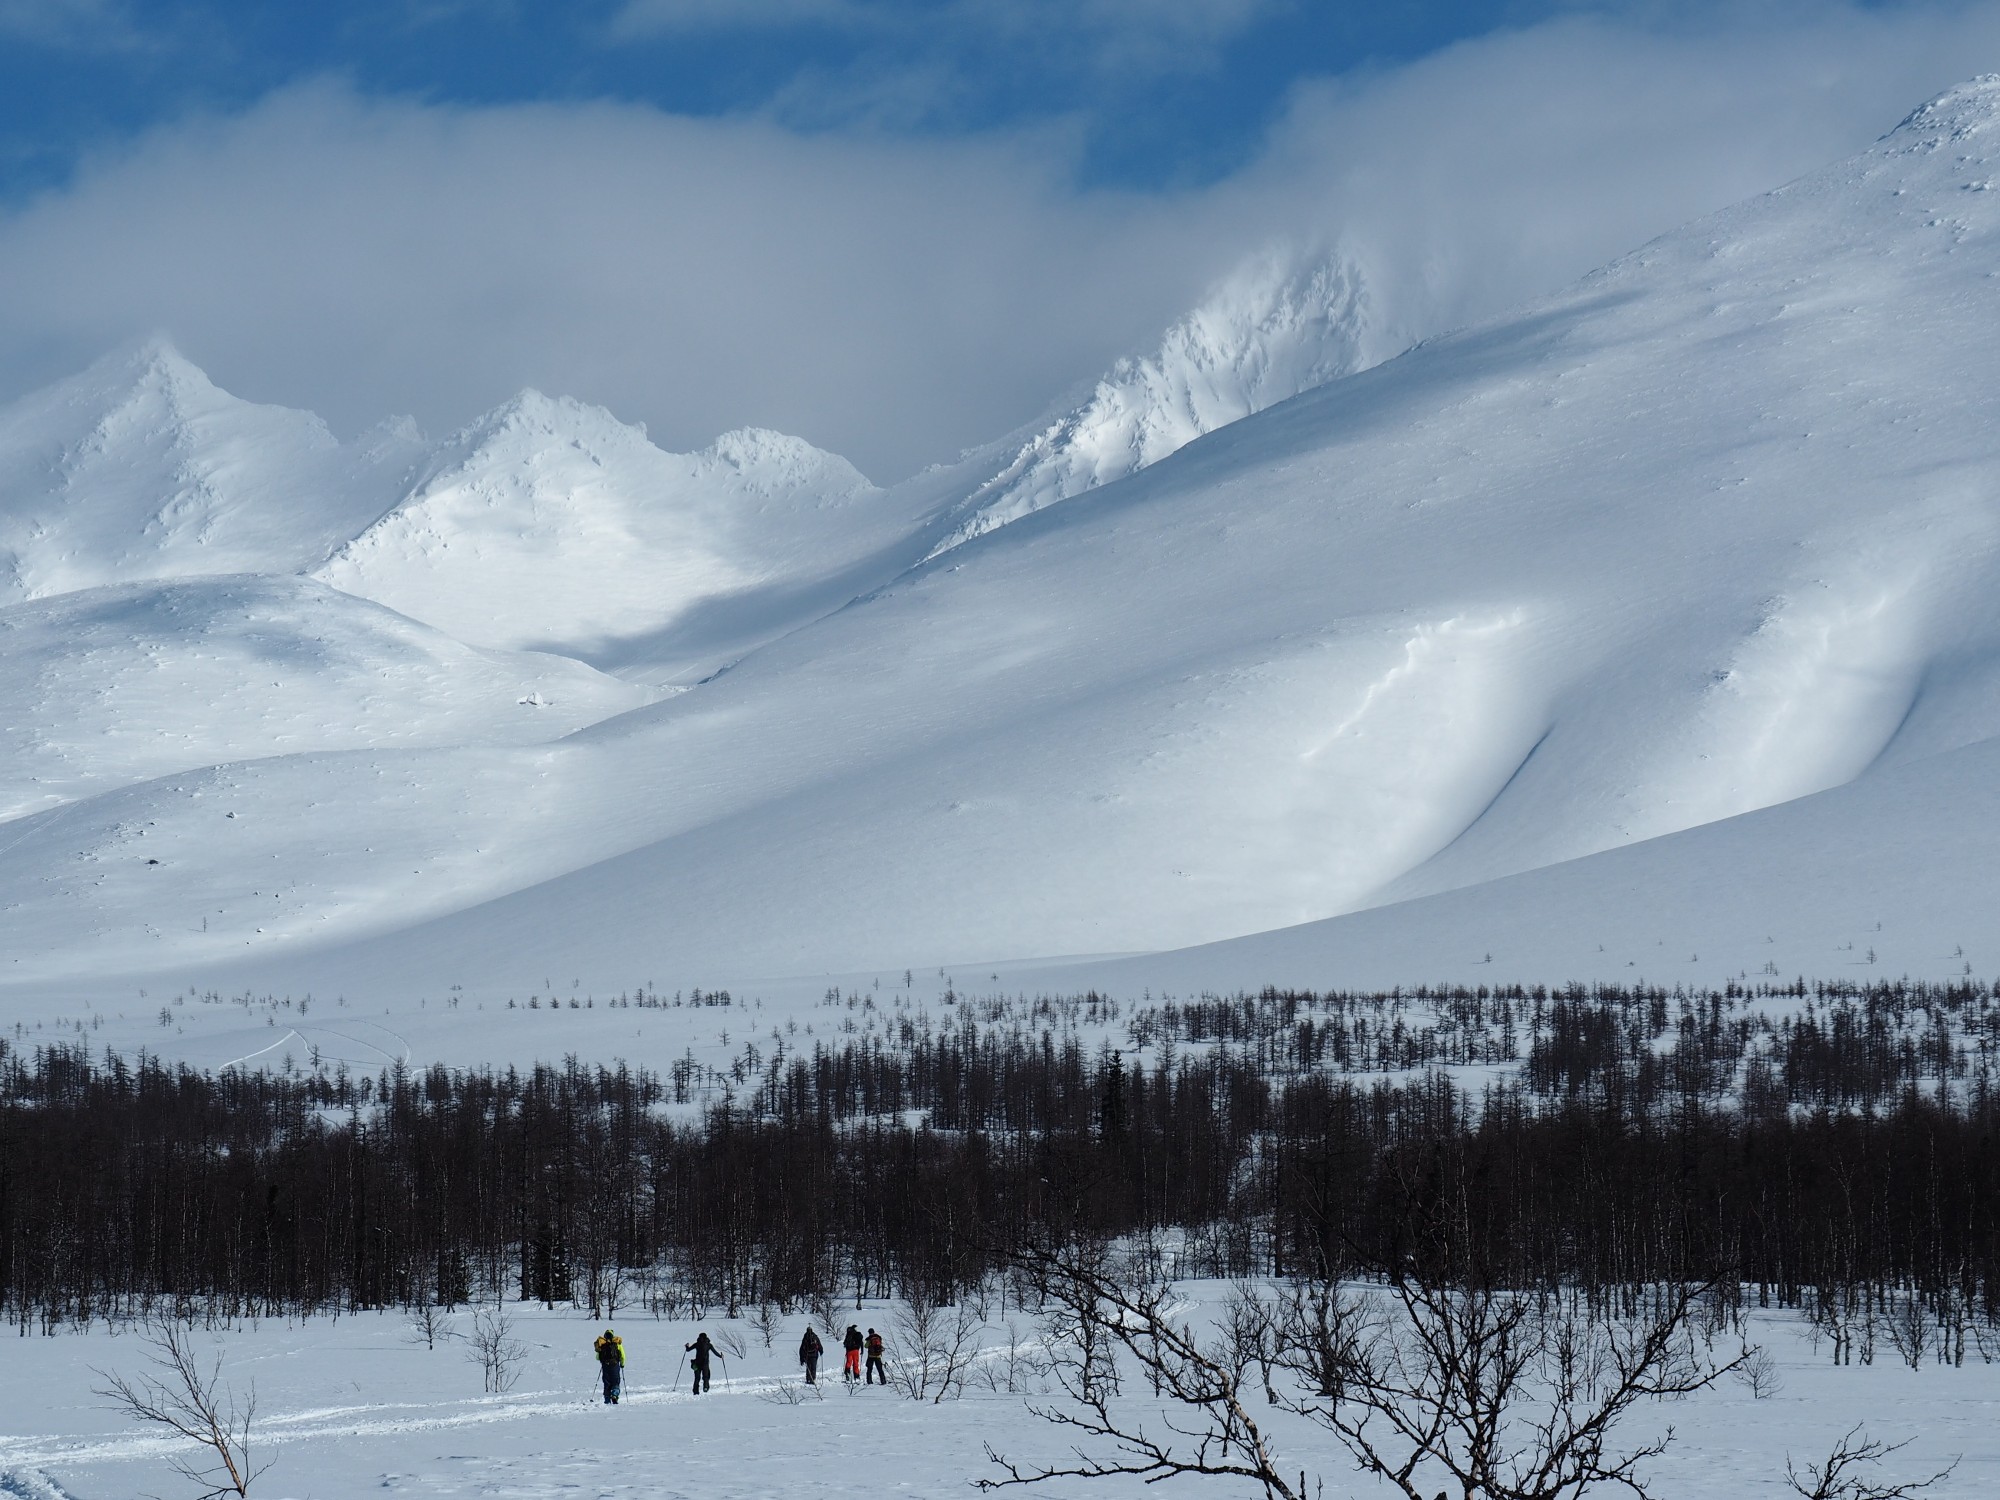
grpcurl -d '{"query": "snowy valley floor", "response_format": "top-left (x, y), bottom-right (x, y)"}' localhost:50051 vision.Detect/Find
top-left (1, 1296), bottom-right (1994, 1500)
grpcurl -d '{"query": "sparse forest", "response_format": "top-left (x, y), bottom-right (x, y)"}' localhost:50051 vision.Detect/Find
top-left (5, 977), bottom-right (2000, 1372)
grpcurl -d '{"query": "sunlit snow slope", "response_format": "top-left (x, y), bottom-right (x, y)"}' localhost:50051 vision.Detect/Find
top-left (315, 396), bottom-right (919, 681)
top-left (7, 80), bottom-right (2000, 997)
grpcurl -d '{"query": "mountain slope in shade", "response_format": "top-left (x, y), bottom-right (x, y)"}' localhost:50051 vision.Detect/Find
top-left (7, 81), bottom-right (2000, 992)
top-left (0, 339), bottom-right (423, 599)
top-left (0, 575), bottom-right (661, 822)
top-left (928, 246), bottom-right (1370, 555)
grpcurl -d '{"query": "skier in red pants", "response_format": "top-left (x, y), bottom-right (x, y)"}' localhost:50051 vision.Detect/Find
top-left (842, 1324), bottom-right (864, 1381)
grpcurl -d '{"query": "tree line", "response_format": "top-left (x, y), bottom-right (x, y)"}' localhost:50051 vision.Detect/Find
top-left (4, 979), bottom-right (2000, 1344)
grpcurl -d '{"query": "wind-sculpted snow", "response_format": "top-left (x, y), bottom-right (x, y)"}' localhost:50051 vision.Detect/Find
top-left (9, 81), bottom-right (2000, 995)
top-left (929, 245), bottom-right (1370, 556)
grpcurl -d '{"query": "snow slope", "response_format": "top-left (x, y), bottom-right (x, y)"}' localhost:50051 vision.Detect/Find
top-left (0, 575), bottom-right (660, 822)
top-left (0, 339), bottom-right (422, 599)
top-left (929, 244), bottom-right (1371, 555)
top-left (9, 81), bottom-right (2000, 997)
top-left (1013, 727), bottom-right (2000, 999)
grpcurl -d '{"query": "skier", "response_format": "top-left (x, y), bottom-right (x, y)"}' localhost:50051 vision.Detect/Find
top-left (865, 1326), bottom-right (887, 1386)
top-left (798, 1325), bottom-right (824, 1385)
top-left (593, 1328), bottom-right (625, 1404)
top-left (842, 1323), bottom-right (864, 1382)
top-left (685, 1330), bottom-right (719, 1394)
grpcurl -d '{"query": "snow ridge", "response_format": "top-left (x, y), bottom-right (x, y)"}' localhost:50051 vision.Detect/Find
top-left (0, 338), bottom-right (423, 600)
top-left (314, 393), bottom-right (881, 656)
top-left (1884, 73), bottom-right (2000, 151)
top-left (928, 245), bottom-right (1369, 556)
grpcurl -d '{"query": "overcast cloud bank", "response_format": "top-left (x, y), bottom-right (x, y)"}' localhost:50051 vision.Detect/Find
top-left (0, 4), bottom-right (1996, 478)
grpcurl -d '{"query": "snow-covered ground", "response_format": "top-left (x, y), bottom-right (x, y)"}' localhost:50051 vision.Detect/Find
top-left (0, 1294), bottom-right (1988, 1500)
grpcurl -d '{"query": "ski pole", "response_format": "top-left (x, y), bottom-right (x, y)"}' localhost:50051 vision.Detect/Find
top-left (716, 1352), bottom-right (731, 1391)
top-left (672, 1349), bottom-right (687, 1392)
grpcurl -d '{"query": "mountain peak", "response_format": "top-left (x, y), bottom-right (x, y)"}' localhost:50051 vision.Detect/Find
top-left (1886, 75), bottom-right (2000, 153)
top-left (925, 243), bottom-right (1370, 557)
top-left (64, 333), bottom-right (228, 424)
top-left (697, 426), bottom-right (875, 498)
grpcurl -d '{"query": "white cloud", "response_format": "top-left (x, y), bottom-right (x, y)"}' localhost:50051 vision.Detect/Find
top-left (1226, 6), bottom-right (2000, 357)
top-left (0, 4), bottom-right (1996, 480)
top-left (0, 85), bottom-right (1223, 479)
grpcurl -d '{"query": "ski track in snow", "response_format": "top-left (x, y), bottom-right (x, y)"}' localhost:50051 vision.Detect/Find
top-left (0, 1381), bottom-right (756, 1471)
top-left (212, 1019), bottom-right (411, 1073)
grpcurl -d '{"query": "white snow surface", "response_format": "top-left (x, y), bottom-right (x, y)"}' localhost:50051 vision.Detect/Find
top-left (0, 575), bottom-right (661, 822)
top-left (1, 1296), bottom-right (1990, 1500)
top-left (6, 81), bottom-right (2000, 1002)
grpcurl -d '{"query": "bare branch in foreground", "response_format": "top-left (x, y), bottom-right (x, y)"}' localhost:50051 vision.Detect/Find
top-left (92, 1316), bottom-right (267, 1499)
top-left (979, 1243), bottom-right (1300, 1498)
top-left (1785, 1425), bottom-right (1959, 1500)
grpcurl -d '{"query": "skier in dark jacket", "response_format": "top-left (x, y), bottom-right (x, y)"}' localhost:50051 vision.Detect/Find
top-left (865, 1327), bottom-right (887, 1385)
top-left (798, 1326), bottom-right (824, 1385)
top-left (685, 1330), bottom-right (719, 1394)
top-left (593, 1328), bottom-right (625, 1404)
top-left (842, 1324), bottom-right (864, 1382)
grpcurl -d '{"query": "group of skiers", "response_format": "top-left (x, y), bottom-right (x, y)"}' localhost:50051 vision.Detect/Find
top-left (592, 1322), bottom-right (887, 1402)
top-left (800, 1323), bottom-right (885, 1385)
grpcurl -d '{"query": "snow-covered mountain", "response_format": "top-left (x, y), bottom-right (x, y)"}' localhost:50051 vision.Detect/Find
top-left (315, 394), bottom-right (904, 674)
top-left (0, 339), bottom-right (423, 599)
top-left (7, 79), bottom-right (2000, 998)
top-left (928, 245), bottom-right (1370, 555)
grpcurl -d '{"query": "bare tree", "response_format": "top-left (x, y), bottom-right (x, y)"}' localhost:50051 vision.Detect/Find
top-left (93, 1317), bottom-right (268, 1499)
top-left (890, 1287), bottom-right (984, 1403)
top-left (1785, 1425), bottom-right (1959, 1500)
top-left (1735, 1341), bottom-right (1783, 1399)
top-left (406, 1303), bottom-right (456, 1352)
top-left (465, 1306), bottom-right (528, 1394)
top-left (1255, 1275), bottom-right (1744, 1500)
top-left (980, 1243), bottom-right (1302, 1497)
top-left (1883, 1290), bottom-right (1935, 1373)
top-left (986, 1244), bottom-right (1744, 1500)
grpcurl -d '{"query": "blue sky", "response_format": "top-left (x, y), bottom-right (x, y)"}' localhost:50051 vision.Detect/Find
top-left (0, 1), bottom-right (1995, 475)
top-left (0, 1), bottom-right (1904, 201)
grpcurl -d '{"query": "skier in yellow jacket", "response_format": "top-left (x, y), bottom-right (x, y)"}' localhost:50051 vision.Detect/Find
top-left (594, 1328), bottom-right (625, 1404)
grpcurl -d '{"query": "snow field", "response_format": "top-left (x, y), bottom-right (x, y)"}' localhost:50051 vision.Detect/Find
top-left (0, 1291), bottom-right (1991, 1499)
